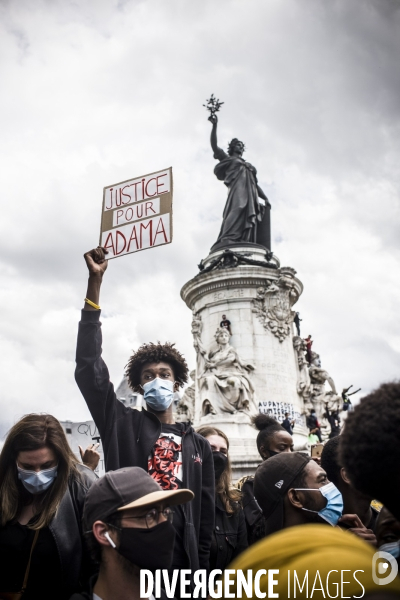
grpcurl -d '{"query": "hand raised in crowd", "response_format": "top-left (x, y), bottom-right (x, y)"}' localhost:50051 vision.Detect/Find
top-left (79, 443), bottom-right (101, 471)
top-left (83, 247), bottom-right (108, 310)
top-left (338, 513), bottom-right (377, 547)
top-left (84, 246), bottom-right (108, 277)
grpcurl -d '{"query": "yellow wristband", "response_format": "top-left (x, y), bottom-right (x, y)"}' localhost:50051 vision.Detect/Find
top-left (84, 298), bottom-right (101, 310)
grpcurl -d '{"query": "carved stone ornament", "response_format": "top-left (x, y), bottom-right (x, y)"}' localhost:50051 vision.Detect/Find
top-left (305, 351), bottom-right (342, 438)
top-left (198, 248), bottom-right (276, 274)
top-left (175, 369), bottom-right (195, 423)
top-left (190, 314), bottom-right (257, 417)
top-left (292, 336), bottom-right (311, 399)
top-left (252, 271), bottom-right (299, 342)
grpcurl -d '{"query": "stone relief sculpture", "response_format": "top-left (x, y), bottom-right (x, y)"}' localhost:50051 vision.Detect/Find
top-left (191, 311), bottom-right (207, 377)
top-left (309, 352), bottom-right (337, 395)
top-left (292, 336), bottom-right (311, 400)
top-left (175, 369), bottom-right (195, 423)
top-left (307, 351), bottom-right (341, 423)
top-left (196, 327), bottom-right (257, 417)
top-left (252, 269), bottom-right (299, 342)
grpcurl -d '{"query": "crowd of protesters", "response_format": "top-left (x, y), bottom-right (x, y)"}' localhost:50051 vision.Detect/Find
top-left (1, 246), bottom-right (400, 599)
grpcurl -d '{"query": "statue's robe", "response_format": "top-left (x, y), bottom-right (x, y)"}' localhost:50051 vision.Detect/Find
top-left (213, 148), bottom-right (264, 247)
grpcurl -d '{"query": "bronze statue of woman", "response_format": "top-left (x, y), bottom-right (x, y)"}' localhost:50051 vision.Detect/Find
top-left (208, 112), bottom-right (271, 251)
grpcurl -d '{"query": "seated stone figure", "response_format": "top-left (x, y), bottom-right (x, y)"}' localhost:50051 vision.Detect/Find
top-left (200, 327), bottom-right (256, 416)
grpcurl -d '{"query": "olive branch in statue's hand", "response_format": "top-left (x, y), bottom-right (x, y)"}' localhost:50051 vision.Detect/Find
top-left (203, 94), bottom-right (224, 124)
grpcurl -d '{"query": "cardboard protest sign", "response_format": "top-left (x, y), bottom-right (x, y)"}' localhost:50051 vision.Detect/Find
top-left (100, 167), bottom-right (173, 259)
top-left (61, 420), bottom-right (105, 477)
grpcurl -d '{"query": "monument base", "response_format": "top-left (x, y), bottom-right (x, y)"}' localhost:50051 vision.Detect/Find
top-left (181, 244), bottom-right (309, 478)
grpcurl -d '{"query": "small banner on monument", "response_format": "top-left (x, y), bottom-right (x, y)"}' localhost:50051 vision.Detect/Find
top-left (99, 167), bottom-right (173, 259)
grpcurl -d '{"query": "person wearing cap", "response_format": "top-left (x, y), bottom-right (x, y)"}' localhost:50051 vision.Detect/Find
top-left (253, 452), bottom-right (344, 535)
top-left (237, 414), bottom-right (293, 545)
top-left (70, 466), bottom-right (193, 600)
top-left (75, 247), bottom-right (215, 575)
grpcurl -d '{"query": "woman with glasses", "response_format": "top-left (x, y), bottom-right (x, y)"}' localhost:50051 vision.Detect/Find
top-left (0, 414), bottom-right (96, 600)
top-left (197, 426), bottom-right (248, 571)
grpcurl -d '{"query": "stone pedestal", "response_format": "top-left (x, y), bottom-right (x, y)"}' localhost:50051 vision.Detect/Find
top-left (180, 245), bottom-right (309, 480)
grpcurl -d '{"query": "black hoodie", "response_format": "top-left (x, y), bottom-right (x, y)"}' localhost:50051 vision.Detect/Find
top-left (75, 310), bottom-right (215, 571)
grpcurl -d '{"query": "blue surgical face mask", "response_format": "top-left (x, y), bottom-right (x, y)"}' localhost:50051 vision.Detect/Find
top-left (142, 377), bottom-right (175, 411)
top-left (17, 464), bottom-right (58, 495)
top-left (380, 541), bottom-right (400, 559)
top-left (295, 482), bottom-right (344, 526)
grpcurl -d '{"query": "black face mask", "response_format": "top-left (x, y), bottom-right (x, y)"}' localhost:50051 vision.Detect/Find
top-left (213, 451), bottom-right (228, 481)
top-left (265, 450), bottom-right (280, 459)
top-left (117, 520), bottom-right (176, 570)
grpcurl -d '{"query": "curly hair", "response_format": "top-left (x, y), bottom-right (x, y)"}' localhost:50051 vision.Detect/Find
top-left (320, 436), bottom-right (342, 488)
top-left (339, 381), bottom-right (400, 521)
top-left (125, 342), bottom-right (189, 392)
top-left (227, 138), bottom-right (245, 156)
top-left (251, 413), bottom-right (287, 458)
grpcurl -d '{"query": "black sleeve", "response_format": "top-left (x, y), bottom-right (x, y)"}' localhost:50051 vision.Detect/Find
top-left (75, 310), bottom-right (123, 442)
top-left (198, 440), bottom-right (215, 570)
top-left (232, 508), bottom-right (248, 560)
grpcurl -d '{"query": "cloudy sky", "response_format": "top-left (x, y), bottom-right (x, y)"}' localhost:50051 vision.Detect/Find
top-left (0, 0), bottom-right (399, 438)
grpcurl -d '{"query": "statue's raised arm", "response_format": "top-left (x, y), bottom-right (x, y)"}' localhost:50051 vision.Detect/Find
top-left (209, 114), bottom-right (226, 160)
top-left (203, 95), bottom-right (271, 252)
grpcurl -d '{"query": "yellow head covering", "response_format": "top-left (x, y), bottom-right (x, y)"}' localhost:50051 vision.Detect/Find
top-left (227, 524), bottom-right (400, 598)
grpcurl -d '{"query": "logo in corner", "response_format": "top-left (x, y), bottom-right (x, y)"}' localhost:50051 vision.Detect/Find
top-left (372, 550), bottom-right (399, 585)
top-left (275, 480), bottom-right (284, 489)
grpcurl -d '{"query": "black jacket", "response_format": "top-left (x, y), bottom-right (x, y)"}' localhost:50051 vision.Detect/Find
top-left (210, 497), bottom-right (248, 570)
top-left (281, 418), bottom-right (293, 436)
top-left (75, 310), bottom-right (215, 571)
top-left (306, 414), bottom-right (319, 430)
top-left (52, 464), bottom-right (96, 597)
top-left (239, 476), bottom-right (266, 545)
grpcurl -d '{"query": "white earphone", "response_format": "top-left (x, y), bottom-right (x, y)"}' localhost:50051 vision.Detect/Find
top-left (104, 531), bottom-right (116, 548)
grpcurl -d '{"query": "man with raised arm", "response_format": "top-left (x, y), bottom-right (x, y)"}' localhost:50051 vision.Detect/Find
top-left (75, 247), bottom-right (214, 576)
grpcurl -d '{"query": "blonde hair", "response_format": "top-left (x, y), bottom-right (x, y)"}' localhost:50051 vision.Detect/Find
top-left (0, 414), bottom-right (79, 530)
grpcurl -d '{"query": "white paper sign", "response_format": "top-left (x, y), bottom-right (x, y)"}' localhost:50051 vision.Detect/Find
top-left (61, 420), bottom-right (105, 477)
top-left (100, 167), bottom-right (173, 260)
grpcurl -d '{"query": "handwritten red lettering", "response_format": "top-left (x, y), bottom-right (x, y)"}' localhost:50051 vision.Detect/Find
top-left (129, 181), bottom-right (140, 202)
top-left (140, 220), bottom-right (153, 247)
top-left (144, 177), bottom-right (157, 197)
top-left (103, 232), bottom-right (115, 254)
top-left (156, 173), bottom-right (168, 194)
top-left (145, 201), bottom-right (156, 215)
top-left (141, 178), bottom-right (145, 201)
top-left (127, 225), bottom-right (139, 252)
top-left (115, 230), bottom-right (127, 255)
top-left (152, 217), bottom-right (168, 245)
top-left (116, 209), bottom-right (123, 225)
top-left (121, 185), bottom-right (131, 204)
top-left (105, 189), bottom-right (114, 210)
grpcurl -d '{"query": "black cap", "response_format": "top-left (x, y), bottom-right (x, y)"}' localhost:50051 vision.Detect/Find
top-left (254, 452), bottom-right (311, 534)
top-left (83, 467), bottom-right (194, 531)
